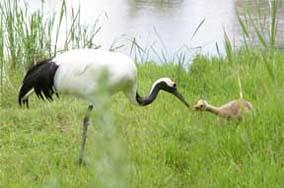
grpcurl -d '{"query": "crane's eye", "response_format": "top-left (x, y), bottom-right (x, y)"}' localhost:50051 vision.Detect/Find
top-left (173, 83), bottom-right (176, 87)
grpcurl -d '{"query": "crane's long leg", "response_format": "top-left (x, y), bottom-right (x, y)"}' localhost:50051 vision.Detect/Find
top-left (78, 105), bottom-right (93, 165)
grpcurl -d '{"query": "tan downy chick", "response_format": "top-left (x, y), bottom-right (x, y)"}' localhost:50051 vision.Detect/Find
top-left (193, 99), bottom-right (253, 121)
top-left (194, 75), bottom-right (252, 121)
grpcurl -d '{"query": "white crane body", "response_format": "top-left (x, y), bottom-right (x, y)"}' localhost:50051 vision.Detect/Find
top-left (52, 49), bottom-right (137, 104)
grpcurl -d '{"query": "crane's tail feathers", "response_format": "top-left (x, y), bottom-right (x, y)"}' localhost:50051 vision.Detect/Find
top-left (18, 59), bottom-right (59, 107)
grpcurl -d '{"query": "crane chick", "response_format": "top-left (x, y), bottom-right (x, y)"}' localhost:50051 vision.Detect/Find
top-left (193, 99), bottom-right (253, 121)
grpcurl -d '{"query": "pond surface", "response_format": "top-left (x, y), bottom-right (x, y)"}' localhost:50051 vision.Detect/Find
top-left (28, 0), bottom-right (284, 62)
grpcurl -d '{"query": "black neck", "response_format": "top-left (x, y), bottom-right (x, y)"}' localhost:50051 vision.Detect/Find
top-left (136, 83), bottom-right (162, 106)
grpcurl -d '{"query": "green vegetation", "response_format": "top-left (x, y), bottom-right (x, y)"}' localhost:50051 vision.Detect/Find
top-left (1, 0), bottom-right (284, 187)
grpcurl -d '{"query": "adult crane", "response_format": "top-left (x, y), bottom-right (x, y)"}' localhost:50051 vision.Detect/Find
top-left (18, 49), bottom-right (190, 165)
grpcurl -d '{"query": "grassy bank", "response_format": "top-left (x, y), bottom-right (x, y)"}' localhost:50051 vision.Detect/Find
top-left (1, 50), bottom-right (284, 187)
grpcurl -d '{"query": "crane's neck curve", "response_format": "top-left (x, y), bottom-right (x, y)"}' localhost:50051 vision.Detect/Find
top-left (136, 82), bottom-right (162, 106)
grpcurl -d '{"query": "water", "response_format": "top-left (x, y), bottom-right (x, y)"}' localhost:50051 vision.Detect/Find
top-left (28, 0), bottom-right (284, 62)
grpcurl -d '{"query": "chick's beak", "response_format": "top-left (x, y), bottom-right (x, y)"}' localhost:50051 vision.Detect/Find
top-left (172, 90), bottom-right (190, 109)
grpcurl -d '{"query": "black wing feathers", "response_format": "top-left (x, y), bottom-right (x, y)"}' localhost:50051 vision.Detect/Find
top-left (18, 59), bottom-right (59, 107)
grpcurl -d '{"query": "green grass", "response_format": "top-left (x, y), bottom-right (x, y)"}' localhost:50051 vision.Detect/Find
top-left (1, 50), bottom-right (284, 187)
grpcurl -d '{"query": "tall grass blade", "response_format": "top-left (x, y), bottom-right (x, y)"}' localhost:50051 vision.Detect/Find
top-left (269, 0), bottom-right (280, 49)
top-left (237, 75), bottom-right (243, 99)
top-left (251, 19), bottom-right (267, 48)
top-left (224, 31), bottom-right (234, 64)
top-left (263, 55), bottom-right (275, 80)
top-left (237, 14), bottom-right (249, 38)
top-left (215, 42), bottom-right (221, 57)
top-left (190, 18), bottom-right (205, 41)
top-left (54, 0), bottom-right (66, 55)
top-left (92, 73), bottom-right (129, 188)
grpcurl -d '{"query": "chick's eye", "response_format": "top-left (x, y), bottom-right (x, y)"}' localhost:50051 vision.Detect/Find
top-left (173, 83), bottom-right (176, 87)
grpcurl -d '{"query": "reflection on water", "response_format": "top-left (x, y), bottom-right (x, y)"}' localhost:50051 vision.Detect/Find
top-left (28, 0), bottom-right (283, 61)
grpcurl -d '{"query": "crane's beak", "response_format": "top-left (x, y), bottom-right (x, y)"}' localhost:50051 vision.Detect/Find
top-left (172, 90), bottom-right (190, 109)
